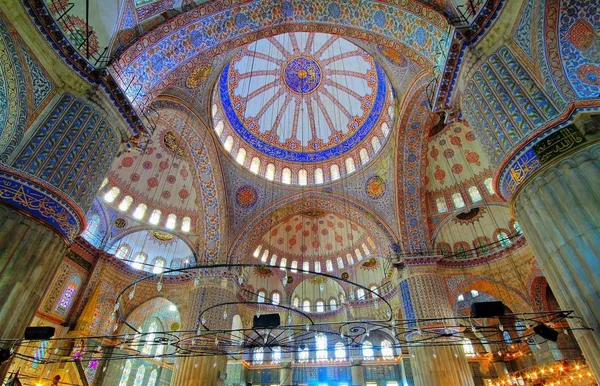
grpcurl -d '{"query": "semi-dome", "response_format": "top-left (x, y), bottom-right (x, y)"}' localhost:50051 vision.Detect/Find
top-left (212, 32), bottom-right (395, 185)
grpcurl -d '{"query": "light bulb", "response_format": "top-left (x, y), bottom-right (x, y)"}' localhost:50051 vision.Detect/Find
top-left (157, 281), bottom-right (163, 292)
top-left (213, 362), bottom-right (217, 368)
top-left (194, 277), bottom-right (200, 287)
top-left (306, 324), bottom-right (310, 331)
top-left (194, 363), bottom-right (198, 368)
top-left (223, 311), bottom-right (228, 319)
top-left (128, 289), bottom-right (135, 300)
top-left (114, 303), bottom-right (120, 311)
top-left (238, 276), bottom-right (244, 285)
top-left (201, 318), bottom-right (206, 325)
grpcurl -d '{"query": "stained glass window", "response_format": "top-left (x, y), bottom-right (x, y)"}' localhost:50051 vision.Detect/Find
top-left (326, 260), bottom-right (333, 272)
top-left (132, 253), bottom-right (146, 270)
top-left (133, 364), bottom-right (146, 386)
top-left (463, 338), bottom-right (475, 356)
top-left (83, 214), bottom-right (101, 245)
top-left (468, 186), bottom-right (482, 202)
top-left (56, 274), bottom-right (81, 315)
top-left (265, 163), bottom-right (276, 181)
top-left (359, 148), bottom-right (370, 164)
top-left (436, 197), bottom-right (448, 213)
top-left (281, 167), bottom-right (291, 184)
top-left (335, 342), bottom-right (346, 360)
top-left (236, 148), bottom-right (247, 164)
top-left (118, 196), bottom-right (133, 212)
top-left (362, 341), bottom-right (374, 360)
top-left (257, 291), bottom-right (266, 303)
top-left (250, 157), bottom-right (261, 174)
top-left (303, 300), bottom-right (311, 313)
top-left (299, 346), bottom-right (309, 363)
top-left (298, 169), bottom-right (308, 185)
top-left (271, 292), bottom-right (280, 305)
top-left (142, 322), bottom-right (157, 355)
top-left (152, 259), bottom-right (165, 274)
top-left (31, 341), bottom-right (48, 368)
top-left (337, 257), bottom-right (344, 269)
top-left (104, 187), bottom-right (120, 203)
top-left (119, 360), bottom-right (132, 386)
top-left (293, 297), bottom-right (299, 308)
top-left (272, 346), bottom-right (281, 364)
top-left (484, 178), bottom-right (494, 194)
top-left (381, 340), bottom-right (394, 359)
top-left (497, 232), bottom-right (511, 248)
top-left (147, 369), bottom-right (157, 386)
top-left (290, 260), bottom-right (298, 272)
top-left (452, 193), bottom-right (465, 208)
top-left (345, 157), bottom-right (356, 174)
top-left (149, 209), bottom-right (161, 225)
top-left (165, 214), bottom-right (177, 229)
top-left (253, 347), bottom-right (264, 364)
top-left (357, 288), bottom-right (365, 301)
top-left (330, 298), bottom-right (337, 311)
top-left (316, 334), bottom-right (328, 361)
top-left (513, 221), bottom-right (522, 234)
top-left (316, 301), bottom-right (324, 313)
top-left (84, 348), bottom-right (102, 384)
top-left (314, 168), bottom-right (324, 184)
top-left (132, 203), bottom-right (147, 219)
top-left (330, 164), bottom-right (340, 181)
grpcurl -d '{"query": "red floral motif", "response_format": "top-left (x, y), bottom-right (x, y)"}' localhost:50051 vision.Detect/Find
top-left (568, 19), bottom-right (595, 50)
top-left (131, 173), bottom-right (140, 182)
top-left (178, 188), bottom-right (189, 200)
top-left (443, 148), bottom-right (454, 158)
top-left (430, 145), bottom-right (439, 161)
top-left (312, 240), bottom-right (320, 248)
top-left (434, 165), bottom-right (446, 184)
top-left (465, 150), bottom-right (481, 166)
top-left (449, 135), bottom-right (462, 147)
top-left (180, 168), bottom-right (188, 179)
top-left (285, 225), bottom-right (292, 232)
top-left (147, 177), bottom-right (159, 189)
top-left (143, 161), bottom-right (153, 170)
top-left (159, 160), bottom-right (170, 172)
top-left (451, 163), bottom-right (463, 174)
top-left (335, 234), bottom-right (343, 243)
top-left (321, 229), bottom-right (329, 235)
top-left (577, 64), bottom-right (600, 86)
top-left (325, 243), bottom-right (333, 250)
top-left (271, 229), bottom-right (278, 236)
top-left (465, 131), bottom-right (476, 141)
top-left (289, 238), bottom-right (297, 247)
top-left (166, 175), bottom-right (176, 184)
top-left (122, 157), bottom-right (134, 168)
top-left (162, 191), bottom-right (171, 199)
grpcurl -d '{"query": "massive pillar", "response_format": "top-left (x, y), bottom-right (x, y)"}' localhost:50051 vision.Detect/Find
top-left (350, 359), bottom-right (365, 386)
top-left (512, 142), bottom-right (600, 376)
top-left (399, 267), bottom-right (475, 386)
top-left (0, 92), bottom-right (124, 377)
top-left (171, 279), bottom-right (237, 386)
top-left (279, 360), bottom-right (293, 386)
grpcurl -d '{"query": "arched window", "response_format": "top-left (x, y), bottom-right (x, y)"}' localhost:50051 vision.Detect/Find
top-left (359, 148), bottom-right (370, 165)
top-left (147, 369), bottom-right (158, 386)
top-left (314, 261), bottom-right (321, 273)
top-left (133, 364), bottom-right (145, 386)
top-left (484, 178), bottom-right (494, 195)
top-left (303, 300), bottom-right (311, 313)
top-left (335, 342), bottom-right (346, 360)
top-left (316, 301), bottom-right (324, 313)
top-left (250, 157), bottom-right (261, 174)
top-left (265, 163), bottom-right (276, 180)
top-left (381, 340), bottom-right (394, 359)
top-left (337, 256), bottom-right (344, 269)
top-left (468, 186), bottom-right (482, 202)
top-left (330, 164), bottom-right (340, 181)
top-left (152, 258), bottom-right (165, 274)
top-left (257, 291), bottom-right (266, 303)
top-left (503, 331), bottom-right (512, 344)
top-left (370, 286), bottom-right (379, 297)
top-left (253, 347), bottom-right (264, 364)
top-left (236, 148), bottom-right (247, 164)
top-left (470, 289), bottom-right (479, 297)
top-left (115, 245), bottom-right (130, 260)
top-left (293, 297), bottom-right (299, 308)
top-left (298, 346), bottom-right (309, 363)
top-left (326, 260), bottom-right (333, 272)
top-left (270, 254), bottom-right (278, 266)
top-left (371, 136), bottom-right (381, 152)
top-left (457, 294), bottom-right (464, 302)
top-left (272, 292), bottom-right (280, 305)
top-left (355, 248), bottom-right (363, 261)
top-left (356, 288), bottom-right (365, 301)
top-left (118, 196), bottom-right (133, 211)
top-left (253, 245), bottom-right (262, 258)
top-left (302, 261), bottom-right (310, 272)
top-left (181, 217), bottom-right (191, 232)
top-left (330, 298), bottom-right (337, 311)
top-left (316, 334), bottom-right (328, 361)
top-left (497, 232), bottom-right (511, 248)
top-left (142, 322), bottom-right (157, 355)
top-left (463, 338), bottom-right (475, 356)
top-left (298, 169), bottom-right (308, 186)
top-left (56, 274), bottom-right (81, 314)
top-left (149, 209), bottom-right (161, 225)
top-left (214, 120), bottom-right (224, 136)
top-left (165, 214), bottom-right (177, 229)
top-left (314, 168), bottom-right (324, 184)
top-left (223, 135), bottom-right (234, 152)
top-left (436, 197), bottom-right (448, 213)
top-left (261, 249), bottom-right (269, 263)
top-left (119, 360), bottom-right (132, 386)
top-left (513, 221), bottom-right (522, 234)
top-left (362, 243), bottom-right (370, 255)
top-left (100, 178), bottom-right (108, 190)
top-left (279, 258), bottom-right (287, 269)
top-left (362, 341), bottom-right (374, 360)
top-left (282, 167), bottom-right (292, 184)
top-left (382, 122), bottom-right (390, 137)
top-left (272, 346), bottom-right (282, 364)
top-left (291, 260), bottom-right (298, 272)
top-left (452, 193), bottom-right (465, 208)
top-left (132, 203), bottom-right (147, 219)
top-left (345, 157), bottom-right (356, 174)
top-left (346, 253), bottom-right (354, 265)
top-left (104, 187), bottom-right (120, 203)
top-left (31, 341), bottom-right (48, 368)
top-left (132, 253), bottom-right (146, 270)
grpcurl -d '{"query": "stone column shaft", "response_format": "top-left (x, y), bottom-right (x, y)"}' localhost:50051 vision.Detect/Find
top-left (513, 143), bottom-right (600, 379)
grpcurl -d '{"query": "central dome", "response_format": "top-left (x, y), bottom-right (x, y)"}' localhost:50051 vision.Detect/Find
top-left (212, 32), bottom-right (395, 185)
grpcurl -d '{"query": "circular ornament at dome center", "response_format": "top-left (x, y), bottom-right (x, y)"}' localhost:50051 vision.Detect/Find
top-left (283, 57), bottom-right (322, 94)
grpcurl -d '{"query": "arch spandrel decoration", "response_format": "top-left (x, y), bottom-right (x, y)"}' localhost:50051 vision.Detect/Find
top-left (229, 192), bottom-right (398, 261)
top-left (111, 0), bottom-right (451, 106)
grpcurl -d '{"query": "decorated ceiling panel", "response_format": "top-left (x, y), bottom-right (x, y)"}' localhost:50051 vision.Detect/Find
top-left (212, 32), bottom-right (396, 185)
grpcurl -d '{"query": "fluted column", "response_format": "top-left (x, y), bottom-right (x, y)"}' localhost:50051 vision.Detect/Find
top-left (513, 143), bottom-right (600, 378)
top-left (399, 269), bottom-right (475, 386)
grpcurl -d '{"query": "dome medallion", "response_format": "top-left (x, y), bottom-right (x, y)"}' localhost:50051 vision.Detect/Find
top-left (213, 32), bottom-right (396, 185)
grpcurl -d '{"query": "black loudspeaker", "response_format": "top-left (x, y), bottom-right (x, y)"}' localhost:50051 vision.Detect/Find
top-left (24, 326), bottom-right (55, 340)
top-left (534, 324), bottom-right (559, 342)
top-left (470, 301), bottom-right (505, 318)
top-left (252, 314), bottom-right (281, 329)
top-left (0, 348), bottom-right (11, 364)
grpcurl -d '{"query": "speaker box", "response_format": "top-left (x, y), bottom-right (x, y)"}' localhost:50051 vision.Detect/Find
top-left (470, 301), bottom-right (505, 318)
top-left (0, 348), bottom-right (11, 364)
top-left (24, 326), bottom-right (55, 340)
top-left (252, 314), bottom-right (281, 329)
top-left (534, 324), bottom-right (559, 342)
